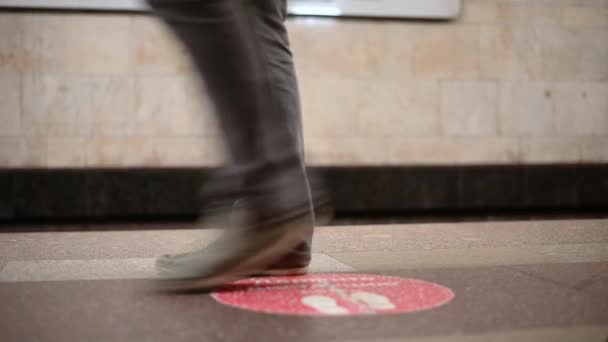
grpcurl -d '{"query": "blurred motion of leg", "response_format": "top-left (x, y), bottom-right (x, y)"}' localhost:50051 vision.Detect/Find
top-left (146, 0), bottom-right (331, 291)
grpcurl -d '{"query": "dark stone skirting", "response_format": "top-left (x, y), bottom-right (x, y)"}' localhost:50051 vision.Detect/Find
top-left (0, 164), bottom-right (607, 221)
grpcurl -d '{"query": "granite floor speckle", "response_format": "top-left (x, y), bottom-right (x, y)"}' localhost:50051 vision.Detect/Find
top-left (1, 219), bottom-right (607, 342)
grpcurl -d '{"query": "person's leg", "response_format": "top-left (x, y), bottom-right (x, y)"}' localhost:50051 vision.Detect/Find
top-left (149, 0), bottom-right (300, 165)
top-left (249, 0), bottom-right (303, 155)
top-left (245, 0), bottom-right (315, 274)
top-left (146, 0), bottom-right (317, 289)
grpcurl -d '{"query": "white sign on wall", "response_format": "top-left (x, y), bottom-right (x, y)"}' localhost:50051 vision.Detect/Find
top-left (289, 0), bottom-right (461, 19)
top-left (0, 0), bottom-right (462, 19)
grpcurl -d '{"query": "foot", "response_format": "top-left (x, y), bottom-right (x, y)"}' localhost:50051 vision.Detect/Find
top-left (155, 208), bottom-right (311, 292)
top-left (255, 241), bottom-right (311, 276)
top-left (156, 163), bottom-right (331, 291)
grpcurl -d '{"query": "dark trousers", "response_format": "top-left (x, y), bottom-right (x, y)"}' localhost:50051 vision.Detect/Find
top-left (146, 0), bottom-right (316, 242)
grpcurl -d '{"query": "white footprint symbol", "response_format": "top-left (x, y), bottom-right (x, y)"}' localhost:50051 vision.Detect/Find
top-left (350, 291), bottom-right (396, 310)
top-left (301, 295), bottom-right (349, 315)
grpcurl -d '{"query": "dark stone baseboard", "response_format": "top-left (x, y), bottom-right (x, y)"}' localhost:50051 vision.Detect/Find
top-left (1, 164), bottom-right (607, 221)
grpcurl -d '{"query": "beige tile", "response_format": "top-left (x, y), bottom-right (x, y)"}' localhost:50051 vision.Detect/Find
top-left (544, 1), bottom-right (607, 7)
top-left (87, 137), bottom-right (153, 166)
top-left (87, 136), bottom-right (225, 167)
top-left (554, 83), bottom-right (608, 136)
top-left (0, 136), bottom-right (47, 168)
top-left (543, 0), bottom-right (607, 6)
top-left (539, 25), bottom-right (608, 82)
top-left (147, 137), bottom-right (225, 167)
top-left (480, 25), bottom-right (543, 80)
top-left (528, 243), bottom-right (608, 264)
top-left (299, 73), bottom-right (361, 137)
top-left (387, 137), bottom-right (519, 165)
top-left (3, 219), bottom-right (606, 260)
top-left (561, 6), bottom-right (608, 28)
top-left (377, 22), bottom-right (418, 80)
top-left (289, 19), bottom-right (413, 80)
top-left (87, 137), bottom-right (152, 166)
top-left (22, 74), bottom-right (94, 137)
top-left (0, 258), bottom-right (158, 282)
top-left (290, 19), bottom-right (368, 78)
top-left (304, 137), bottom-right (388, 166)
top-left (22, 13), bottom-right (132, 74)
top-left (561, 0), bottom-right (607, 6)
top-left (519, 137), bottom-right (581, 163)
top-left (0, 253), bottom-right (353, 283)
top-left (328, 242), bottom-right (608, 272)
top-left (89, 76), bottom-right (137, 137)
top-left (0, 229), bottom-right (215, 260)
top-left (580, 137), bottom-right (608, 162)
top-left (134, 75), bottom-right (217, 137)
top-left (424, 219), bottom-right (608, 252)
top-left (313, 225), bottom-right (471, 254)
top-left (131, 16), bottom-right (194, 75)
top-left (440, 80), bottom-right (498, 136)
top-left (20, 137), bottom-right (47, 167)
top-left (498, 82), bottom-right (555, 136)
top-left (329, 247), bottom-right (552, 271)
top-left (47, 137), bottom-right (87, 167)
top-left (459, 0), bottom-right (498, 24)
top-left (358, 80), bottom-right (439, 137)
top-left (0, 75), bottom-right (21, 136)
top-left (124, 137), bottom-right (166, 166)
top-left (0, 137), bottom-right (22, 167)
top-left (316, 227), bottom-right (432, 253)
top-left (496, 3), bottom-right (562, 26)
top-left (0, 14), bottom-right (23, 73)
top-left (412, 25), bottom-right (480, 78)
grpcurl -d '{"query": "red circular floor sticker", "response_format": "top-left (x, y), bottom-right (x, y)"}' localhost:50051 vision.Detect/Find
top-left (212, 273), bottom-right (454, 316)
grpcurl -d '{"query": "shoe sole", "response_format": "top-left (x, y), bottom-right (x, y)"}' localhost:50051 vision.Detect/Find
top-left (253, 266), bottom-right (308, 277)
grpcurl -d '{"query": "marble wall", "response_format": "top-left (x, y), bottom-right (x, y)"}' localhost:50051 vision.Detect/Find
top-left (0, 0), bottom-right (607, 167)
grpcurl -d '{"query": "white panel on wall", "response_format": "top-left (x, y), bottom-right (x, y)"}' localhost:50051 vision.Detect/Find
top-left (0, 0), bottom-right (462, 19)
top-left (289, 0), bottom-right (461, 19)
top-left (0, 0), bottom-right (145, 11)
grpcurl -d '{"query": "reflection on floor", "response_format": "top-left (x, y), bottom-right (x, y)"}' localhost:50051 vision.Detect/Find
top-left (1, 219), bottom-right (608, 341)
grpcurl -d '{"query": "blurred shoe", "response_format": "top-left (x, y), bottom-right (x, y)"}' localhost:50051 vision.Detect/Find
top-left (256, 241), bottom-right (311, 276)
top-left (155, 162), bottom-right (332, 291)
top-left (257, 197), bottom-right (333, 277)
top-left (156, 207), bottom-right (311, 291)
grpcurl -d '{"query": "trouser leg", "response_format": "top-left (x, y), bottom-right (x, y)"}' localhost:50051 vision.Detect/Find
top-left (146, 0), bottom-right (314, 227)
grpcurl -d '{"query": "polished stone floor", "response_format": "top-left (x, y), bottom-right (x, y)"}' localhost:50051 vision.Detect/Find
top-left (1, 219), bottom-right (608, 341)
